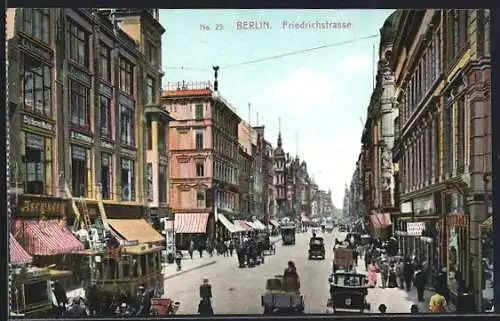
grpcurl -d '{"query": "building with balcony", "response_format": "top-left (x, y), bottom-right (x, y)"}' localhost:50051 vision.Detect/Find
top-left (238, 121), bottom-right (253, 220)
top-left (162, 81), bottom-right (241, 247)
top-left (7, 8), bottom-right (167, 264)
top-left (273, 127), bottom-right (287, 220)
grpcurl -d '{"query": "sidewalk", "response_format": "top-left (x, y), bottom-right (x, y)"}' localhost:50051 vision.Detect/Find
top-left (356, 256), bottom-right (455, 313)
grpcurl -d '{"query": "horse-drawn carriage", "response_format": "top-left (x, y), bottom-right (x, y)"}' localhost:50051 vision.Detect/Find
top-left (237, 237), bottom-right (265, 268)
top-left (326, 272), bottom-right (371, 313)
top-left (262, 274), bottom-right (304, 314)
top-left (256, 232), bottom-right (276, 256)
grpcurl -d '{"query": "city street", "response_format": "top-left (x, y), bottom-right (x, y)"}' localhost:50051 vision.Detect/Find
top-left (164, 228), bottom-right (420, 314)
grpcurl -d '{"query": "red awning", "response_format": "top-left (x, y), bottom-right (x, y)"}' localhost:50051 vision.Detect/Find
top-left (18, 220), bottom-right (84, 256)
top-left (174, 213), bottom-right (209, 234)
top-left (233, 220), bottom-right (252, 231)
top-left (369, 213), bottom-right (382, 229)
top-left (380, 213), bottom-right (392, 227)
top-left (10, 233), bottom-right (32, 265)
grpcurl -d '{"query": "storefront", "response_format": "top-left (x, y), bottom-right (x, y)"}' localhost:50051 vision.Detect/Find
top-left (446, 213), bottom-right (470, 297)
top-left (368, 211), bottom-right (392, 240)
top-left (479, 215), bottom-right (493, 311)
top-left (174, 212), bottom-right (210, 250)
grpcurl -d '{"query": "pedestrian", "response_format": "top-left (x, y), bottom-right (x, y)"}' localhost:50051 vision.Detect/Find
top-left (403, 258), bottom-right (414, 291)
top-left (198, 243), bottom-right (204, 258)
top-left (410, 304), bottom-right (419, 314)
top-left (188, 240), bottom-right (195, 259)
top-left (435, 267), bottom-right (450, 301)
top-left (198, 277), bottom-right (214, 316)
top-left (380, 259), bottom-right (389, 288)
top-left (378, 304), bottom-right (387, 314)
top-left (352, 248), bottom-right (358, 267)
top-left (414, 265), bottom-right (426, 302)
top-left (396, 259), bottom-right (405, 289)
top-left (367, 261), bottom-right (378, 288)
top-left (175, 250), bottom-right (183, 271)
top-left (388, 263), bottom-right (398, 288)
top-left (228, 239), bottom-right (235, 256)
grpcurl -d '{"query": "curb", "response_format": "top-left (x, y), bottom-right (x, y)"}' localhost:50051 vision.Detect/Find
top-left (163, 260), bottom-right (218, 280)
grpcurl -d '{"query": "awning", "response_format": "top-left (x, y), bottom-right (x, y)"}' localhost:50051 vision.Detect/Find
top-left (251, 220), bottom-right (267, 230)
top-left (269, 220), bottom-right (279, 228)
top-left (217, 213), bottom-right (245, 233)
top-left (301, 215), bottom-right (310, 222)
top-left (481, 216), bottom-right (493, 229)
top-left (380, 213), bottom-right (393, 227)
top-left (107, 218), bottom-right (164, 243)
top-left (233, 220), bottom-right (252, 231)
top-left (174, 213), bottom-right (209, 234)
top-left (10, 233), bottom-right (32, 265)
top-left (17, 219), bottom-right (84, 256)
top-left (369, 214), bottom-right (382, 229)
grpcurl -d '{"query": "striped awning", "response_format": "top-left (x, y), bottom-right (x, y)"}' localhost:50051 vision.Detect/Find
top-left (10, 233), bottom-right (32, 265)
top-left (251, 220), bottom-right (267, 230)
top-left (269, 220), bottom-right (279, 228)
top-left (217, 213), bottom-right (245, 233)
top-left (233, 220), bottom-right (252, 231)
top-left (107, 219), bottom-right (164, 244)
top-left (481, 216), bottom-right (493, 229)
top-left (17, 219), bottom-right (84, 256)
top-left (174, 213), bottom-right (209, 234)
top-left (369, 214), bottom-right (382, 229)
top-left (379, 213), bottom-right (392, 227)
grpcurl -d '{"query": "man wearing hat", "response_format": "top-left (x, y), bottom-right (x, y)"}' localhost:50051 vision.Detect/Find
top-left (135, 285), bottom-right (151, 316)
top-left (198, 277), bottom-right (214, 316)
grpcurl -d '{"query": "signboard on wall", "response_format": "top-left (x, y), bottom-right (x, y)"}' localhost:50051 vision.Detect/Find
top-left (407, 222), bottom-right (425, 236)
top-left (400, 201), bottom-right (413, 214)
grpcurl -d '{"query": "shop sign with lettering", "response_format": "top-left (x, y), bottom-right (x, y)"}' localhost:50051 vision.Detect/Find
top-left (19, 198), bottom-right (66, 217)
top-left (19, 36), bottom-right (52, 61)
top-left (70, 66), bottom-right (91, 85)
top-left (101, 141), bottom-right (114, 150)
top-left (23, 115), bottom-right (54, 132)
top-left (407, 222), bottom-right (425, 236)
top-left (447, 214), bottom-right (469, 228)
top-left (99, 82), bottom-right (113, 97)
top-left (71, 131), bottom-right (93, 144)
top-left (119, 94), bottom-right (134, 107)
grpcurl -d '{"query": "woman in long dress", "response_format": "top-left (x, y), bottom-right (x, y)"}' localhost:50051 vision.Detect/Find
top-left (367, 261), bottom-right (378, 288)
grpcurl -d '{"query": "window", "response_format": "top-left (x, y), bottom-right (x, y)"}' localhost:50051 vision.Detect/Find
top-left (195, 104), bottom-right (203, 120)
top-left (196, 162), bottom-right (204, 177)
top-left (71, 145), bottom-right (88, 198)
top-left (21, 55), bottom-right (51, 117)
top-left (101, 153), bottom-right (112, 200)
top-left (68, 20), bottom-right (89, 67)
top-left (121, 159), bottom-right (135, 201)
top-left (99, 43), bottom-right (111, 83)
top-left (196, 190), bottom-right (205, 208)
top-left (23, 133), bottom-right (50, 195)
top-left (434, 116), bottom-right (441, 180)
top-left (158, 122), bottom-right (166, 154)
top-left (146, 77), bottom-right (155, 104)
top-left (147, 163), bottom-right (153, 201)
top-left (456, 98), bottom-right (466, 172)
top-left (159, 165), bottom-right (167, 203)
top-left (22, 9), bottom-right (50, 44)
top-left (99, 96), bottom-right (111, 138)
top-left (195, 130), bottom-right (204, 150)
top-left (70, 80), bottom-right (90, 129)
top-left (145, 41), bottom-right (157, 65)
top-left (120, 105), bottom-right (135, 146)
top-left (119, 57), bottom-right (134, 96)
top-left (443, 103), bottom-right (453, 176)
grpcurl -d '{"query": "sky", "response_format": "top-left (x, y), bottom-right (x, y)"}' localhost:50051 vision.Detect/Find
top-left (159, 9), bottom-right (395, 208)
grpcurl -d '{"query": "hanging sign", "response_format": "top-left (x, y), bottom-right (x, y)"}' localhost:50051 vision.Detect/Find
top-left (407, 222), bottom-right (425, 236)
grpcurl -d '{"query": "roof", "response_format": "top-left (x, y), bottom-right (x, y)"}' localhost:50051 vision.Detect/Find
top-left (108, 218), bottom-right (164, 244)
top-left (162, 88), bottom-right (212, 98)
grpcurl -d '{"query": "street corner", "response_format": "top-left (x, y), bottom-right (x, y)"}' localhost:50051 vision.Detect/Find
top-left (163, 260), bottom-right (218, 280)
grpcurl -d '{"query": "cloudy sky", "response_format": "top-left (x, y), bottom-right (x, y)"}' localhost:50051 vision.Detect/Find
top-left (160, 9), bottom-right (394, 208)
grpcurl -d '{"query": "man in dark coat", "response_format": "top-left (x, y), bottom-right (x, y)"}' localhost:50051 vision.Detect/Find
top-left (456, 287), bottom-right (476, 313)
top-left (414, 265), bottom-right (426, 301)
top-left (403, 258), bottom-right (415, 291)
top-left (135, 285), bottom-right (150, 316)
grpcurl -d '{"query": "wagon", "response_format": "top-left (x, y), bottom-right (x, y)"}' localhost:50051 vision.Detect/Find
top-left (262, 275), bottom-right (304, 315)
top-left (327, 272), bottom-right (371, 313)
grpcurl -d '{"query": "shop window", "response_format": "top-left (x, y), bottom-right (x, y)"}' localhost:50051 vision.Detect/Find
top-left (99, 43), bottom-right (111, 83)
top-left (120, 104), bottom-right (135, 146)
top-left (121, 159), bottom-right (135, 201)
top-left (71, 145), bottom-right (88, 197)
top-left (99, 96), bottom-right (112, 139)
top-left (159, 165), bottom-right (167, 203)
top-left (21, 55), bottom-right (51, 117)
top-left (22, 9), bottom-right (50, 44)
top-left (67, 20), bottom-right (89, 68)
top-left (197, 190), bottom-right (205, 208)
top-left (70, 80), bottom-right (90, 129)
top-left (23, 133), bottom-right (50, 195)
top-left (158, 122), bottom-right (166, 154)
top-left (196, 162), bottom-right (204, 177)
top-left (146, 76), bottom-right (155, 104)
top-left (101, 153), bottom-right (112, 200)
top-left (119, 57), bottom-right (134, 96)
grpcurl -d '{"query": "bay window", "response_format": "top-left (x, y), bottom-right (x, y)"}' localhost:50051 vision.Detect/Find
top-left (70, 80), bottom-right (90, 129)
top-left (22, 132), bottom-right (52, 195)
top-left (71, 145), bottom-right (89, 198)
top-left (22, 9), bottom-right (50, 44)
top-left (101, 153), bottom-right (112, 200)
top-left (22, 55), bottom-right (51, 117)
top-left (121, 159), bottom-right (135, 201)
top-left (119, 57), bottom-right (134, 96)
top-left (120, 104), bottom-right (135, 146)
